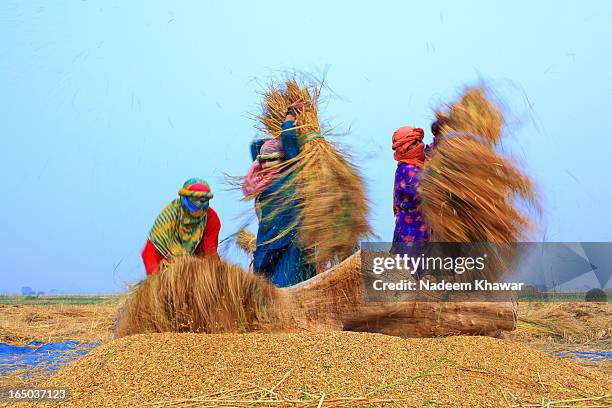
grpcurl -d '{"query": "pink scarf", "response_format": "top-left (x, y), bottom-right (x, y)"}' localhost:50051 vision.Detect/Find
top-left (242, 161), bottom-right (281, 196)
top-left (242, 139), bottom-right (283, 197)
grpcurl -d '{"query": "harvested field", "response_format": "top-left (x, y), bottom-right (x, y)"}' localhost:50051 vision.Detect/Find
top-left (0, 296), bottom-right (122, 388)
top-left (516, 302), bottom-right (611, 345)
top-left (0, 297), bottom-right (121, 345)
top-left (514, 302), bottom-right (611, 374)
top-left (30, 332), bottom-right (611, 407)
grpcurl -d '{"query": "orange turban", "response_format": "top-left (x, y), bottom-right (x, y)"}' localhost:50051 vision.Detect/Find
top-left (392, 126), bottom-right (426, 167)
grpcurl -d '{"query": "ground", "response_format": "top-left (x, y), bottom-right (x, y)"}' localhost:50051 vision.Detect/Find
top-left (0, 295), bottom-right (610, 405)
top-left (514, 301), bottom-right (611, 373)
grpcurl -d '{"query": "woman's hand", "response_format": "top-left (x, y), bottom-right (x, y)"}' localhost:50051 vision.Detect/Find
top-left (285, 99), bottom-right (312, 121)
top-left (289, 99), bottom-right (312, 112)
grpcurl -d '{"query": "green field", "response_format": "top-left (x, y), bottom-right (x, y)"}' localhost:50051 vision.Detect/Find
top-left (0, 294), bottom-right (121, 306)
top-left (1, 292), bottom-right (607, 305)
top-left (517, 291), bottom-right (610, 302)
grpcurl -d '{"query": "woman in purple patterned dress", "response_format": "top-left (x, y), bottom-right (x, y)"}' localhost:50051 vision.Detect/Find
top-left (391, 126), bottom-right (429, 247)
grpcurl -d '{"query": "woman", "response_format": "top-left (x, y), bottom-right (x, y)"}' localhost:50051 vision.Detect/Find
top-left (391, 126), bottom-right (429, 248)
top-left (242, 101), bottom-right (315, 287)
top-left (141, 178), bottom-right (220, 275)
top-left (425, 113), bottom-right (447, 158)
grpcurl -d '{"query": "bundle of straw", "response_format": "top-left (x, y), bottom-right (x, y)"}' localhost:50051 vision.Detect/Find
top-left (114, 252), bottom-right (518, 338)
top-left (114, 256), bottom-right (286, 337)
top-left (421, 137), bottom-right (535, 243)
top-left (236, 228), bottom-right (257, 254)
top-left (256, 78), bottom-right (371, 265)
top-left (440, 87), bottom-right (504, 144)
top-left (419, 86), bottom-right (538, 281)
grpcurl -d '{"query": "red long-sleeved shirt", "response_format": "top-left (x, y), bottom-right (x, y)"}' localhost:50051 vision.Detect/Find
top-left (141, 207), bottom-right (221, 275)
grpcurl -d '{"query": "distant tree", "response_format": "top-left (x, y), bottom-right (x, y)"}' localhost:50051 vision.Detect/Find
top-left (21, 286), bottom-right (34, 295)
top-left (585, 288), bottom-right (607, 302)
top-left (37, 291), bottom-right (45, 295)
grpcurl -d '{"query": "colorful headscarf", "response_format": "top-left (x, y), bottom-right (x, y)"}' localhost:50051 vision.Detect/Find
top-left (242, 139), bottom-right (284, 197)
top-left (177, 178), bottom-right (214, 199)
top-left (392, 126), bottom-right (426, 167)
top-left (257, 139), bottom-right (283, 168)
top-left (148, 178), bottom-right (212, 258)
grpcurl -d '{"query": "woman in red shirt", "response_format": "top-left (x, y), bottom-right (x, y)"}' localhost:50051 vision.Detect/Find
top-left (141, 178), bottom-right (221, 275)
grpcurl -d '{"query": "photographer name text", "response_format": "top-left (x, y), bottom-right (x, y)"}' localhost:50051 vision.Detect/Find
top-left (372, 279), bottom-right (524, 291)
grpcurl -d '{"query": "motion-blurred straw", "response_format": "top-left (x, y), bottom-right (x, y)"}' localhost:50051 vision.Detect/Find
top-left (440, 86), bottom-right (504, 145)
top-left (421, 136), bottom-right (536, 243)
top-left (113, 256), bottom-right (286, 337)
top-left (419, 85), bottom-right (538, 281)
top-left (257, 77), bottom-right (371, 266)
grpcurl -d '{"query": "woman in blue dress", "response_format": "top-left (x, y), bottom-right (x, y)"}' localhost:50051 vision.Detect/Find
top-left (243, 101), bottom-right (316, 287)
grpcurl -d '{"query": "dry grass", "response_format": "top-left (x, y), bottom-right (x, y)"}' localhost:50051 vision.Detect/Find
top-left (257, 79), bottom-right (323, 139)
top-left (32, 332), bottom-right (611, 408)
top-left (236, 227), bottom-right (257, 254)
top-left (516, 302), bottom-right (611, 344)
top-left (114, 254), bottom-right (520, 340)
top-left (421, 85), bottom-right (537, 244)
top-left (421, 136), bottom-right (536, 244)
top-left (419, 86), bottom-right (538, 283)
top-left (440, 87), bottom-right (504, 144)
top-left (0, 298), bottom-right (121, 388)
top-left (513, 302), bottom-right (611, 364)
top-left (113, 256), bottom-right (288, 337)
top-left (256, 78), bottom-right (371, 266)
top-left (0, 299), bottom-right (120, 345)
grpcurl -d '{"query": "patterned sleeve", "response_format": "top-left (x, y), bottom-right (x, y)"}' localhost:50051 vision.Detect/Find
top-left (394, 164), bottom-right (420, 212)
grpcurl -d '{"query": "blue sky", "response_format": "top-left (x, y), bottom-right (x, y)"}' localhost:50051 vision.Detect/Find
top-left (1, 1), bottom-right (611, 294)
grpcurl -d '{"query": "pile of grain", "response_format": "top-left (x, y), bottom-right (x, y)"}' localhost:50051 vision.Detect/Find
top-left (37, 332), bottom-right (610, 407)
